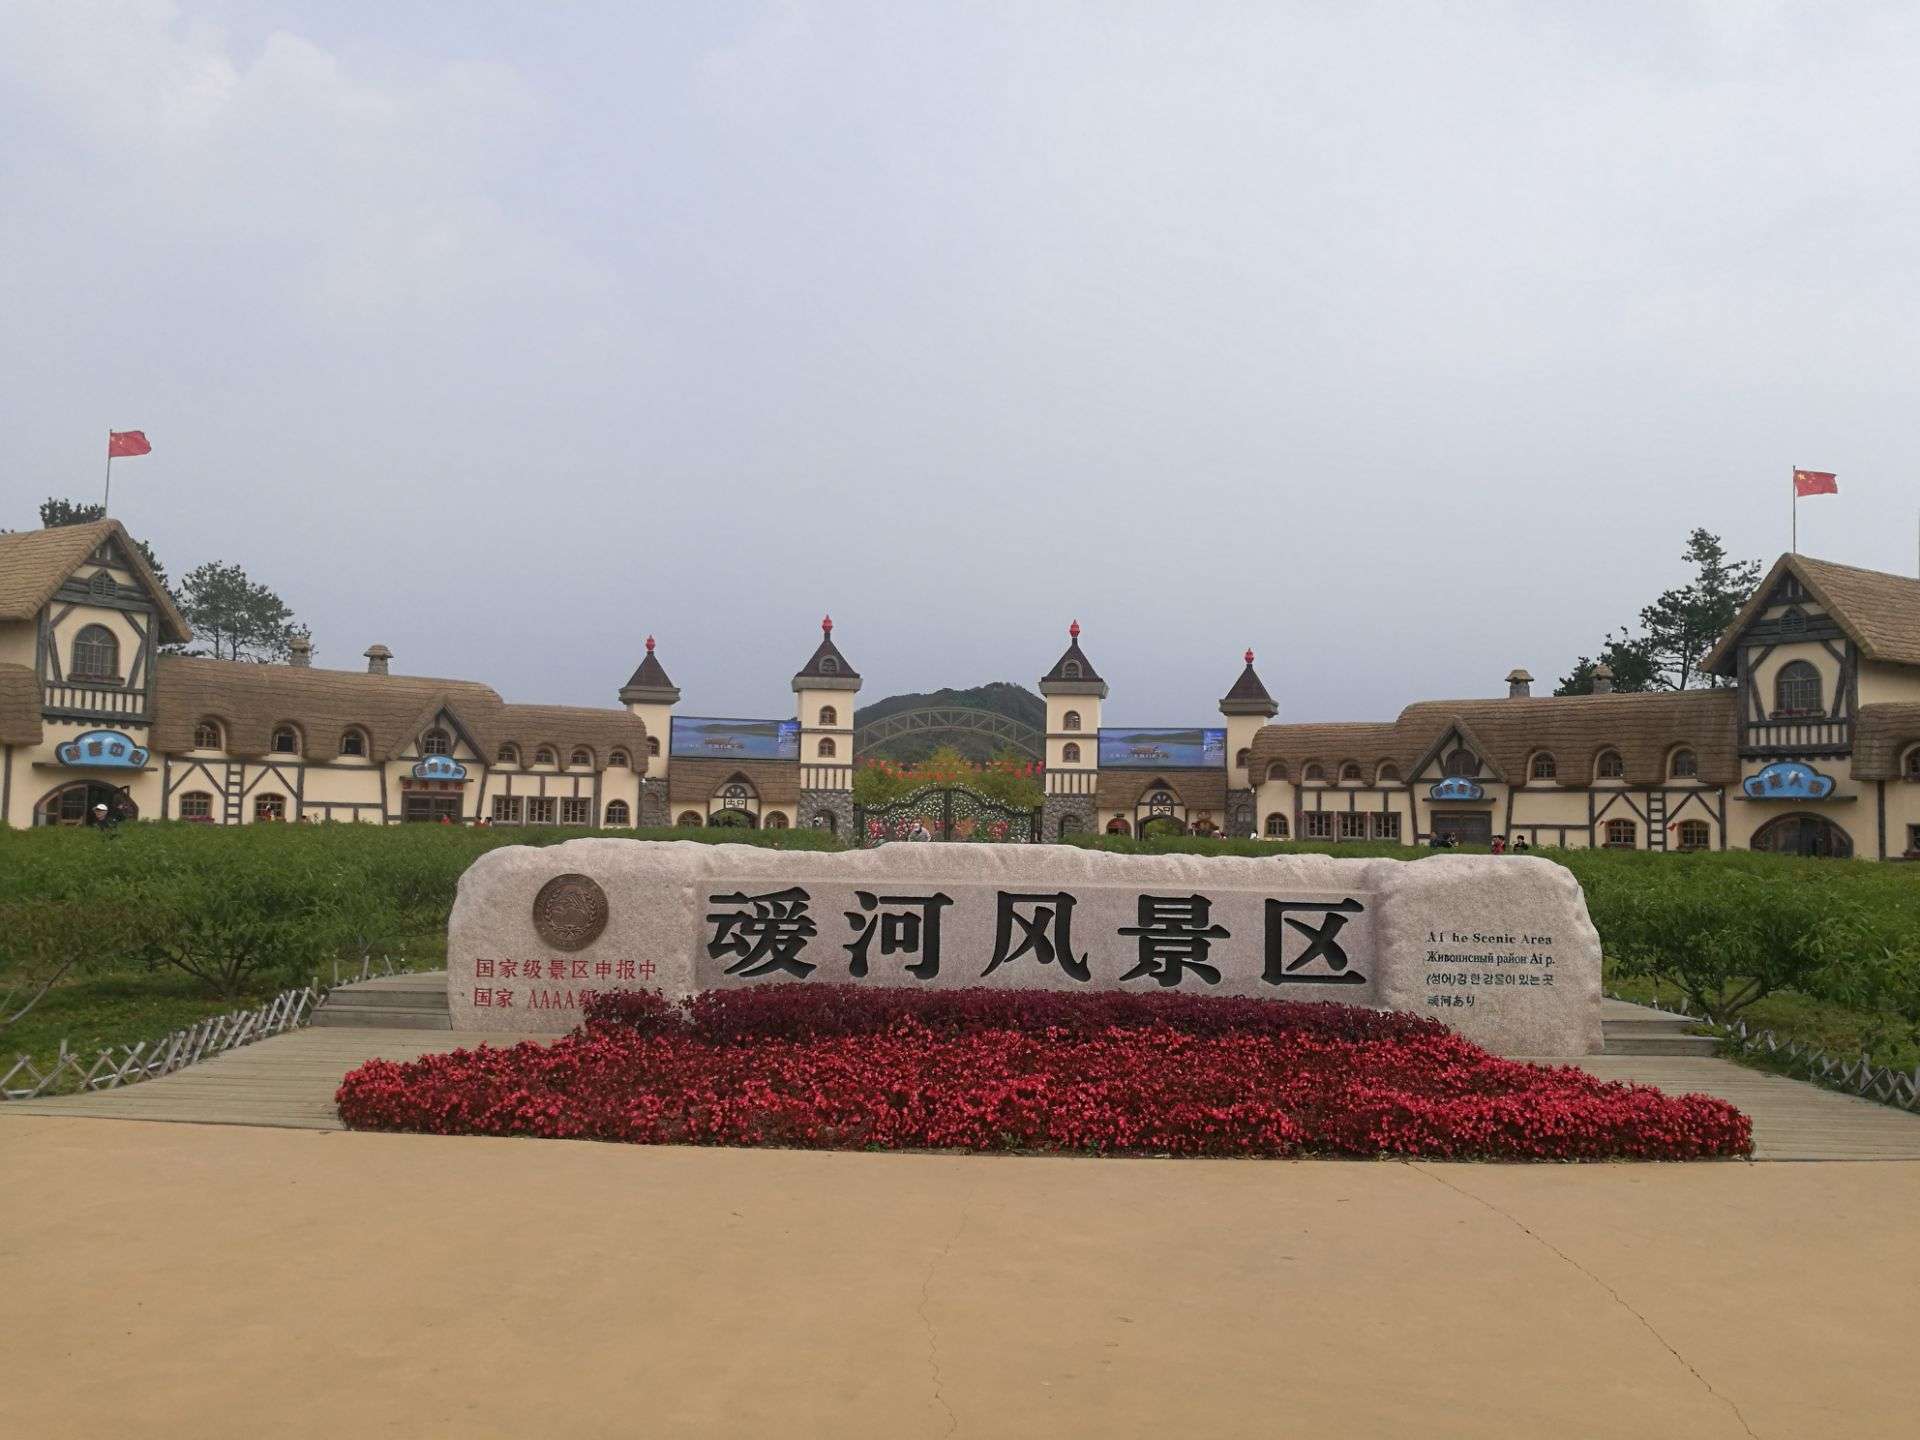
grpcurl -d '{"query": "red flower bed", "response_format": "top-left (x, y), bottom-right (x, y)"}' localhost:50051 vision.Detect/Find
top-left (335, 987), bottom-right (1752, 1161)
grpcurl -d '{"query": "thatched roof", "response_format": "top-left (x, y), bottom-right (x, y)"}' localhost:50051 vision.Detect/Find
top-left (1097, 768), bottom-right (1229, 813)
top-left (152, 656), bottom-right (648, 768)
top-left (668, 757), bottom-right (801, 810)
top-left (1851, 704), bottom-right (1920, 779)
top-left (0, 520), bottom-right (190, 644)
top-left (1705, 554), bottom-right (1920, 674)
top-left (0, 663), bottom-right (42, 746)
top-left (1250, 690), bottom-right (1740, 787)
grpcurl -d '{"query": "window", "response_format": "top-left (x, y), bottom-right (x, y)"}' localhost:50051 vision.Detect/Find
top-left (1374, 812), bottom-right (1402, 842)
top-left (1339, 812), bottom-right (1367, 840)
top-left (271, 726), bottom-right (299, 755)
top-left (1596, 750), bottom-right (1625, 779)
top-left (1670, 748), bottom-right (1698, 779)
top-left (340, 729), bottom-right (366, 757)
top-left (819, 706), bottom-right (837, 726)
top-left (422, 729), bottom-right (451, 756)
top-left (1377, 764), bottom-right (1400, 784)
top-left (492, 795), bottom-right (523, 824)
top-left (1063, 710), bottom-right (1082, 731)
top-left (1530, 752), bottom-right (1557, 781)
top-left (179, 791), bottom-right (213, 821)
top-left (1304, 812), bottom-right (1334, 839)
top-left (819, 656), bottom-right (839, 675)
top-left (254, 794), bottom-right (286, 822)
top-left (1603, 819), bottom-right (1636, 849)
top-left (1265, 814), bottom-right (1289, 838)
top-left (677, 811), bottom-right (704, 828)
top-left (1304, 764), bottom-right (1325, 783)
top-left (497, 745), bottom-right (519, 766)
top-left (1443, 749), bottom-right (1479, 778)
top-left (535, 747), bottom-right (556, 766)
top-left (719, 782), bottom-right (753, 809)
top-left (647, 736), bottom-right (661, 757)
top-left (603, 799), bottom-right (631, 826)
top-left (527, 797), bottom-right (557, 825)
top-left (1236, 747), bottom-right (1251, 768)
top-left (1062, 742), bottom-right (1081, 764)
top-left (817, 738), bottom-right (836, 758)
top-left (609, 750), bottom-right (630, 768)
top-left (193, 720), bottom-right (222, 750)
top-left (1340, 763), bottom-right (1362, 783)
top-left (811, 812), bottom-right (837, 833)
top-left (88, 571), bottom-right (116, 598)
top-left (570, 748), bottom-right (593, 768)
top-left (764, 811), bottom-right (789, 829)
top-left (1676, 820), bottom-right (1710, 851)
top-left (1062, 661), bottom-right (1081, 679)
top-left (561, 797), bottom-right (592, 825)
top-left (1906, 749), bottom-right (1920, 781)
top-left (1780, 609), bottom-right (1807, 635)
top-left (1775, 660), bottom-right (1822, 716)
top-left (71, 624), bottom-right (119, 680)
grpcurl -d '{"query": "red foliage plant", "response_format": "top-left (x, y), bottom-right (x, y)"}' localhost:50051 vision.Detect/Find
top-left (335, 986), bottom-right (1752, 1162)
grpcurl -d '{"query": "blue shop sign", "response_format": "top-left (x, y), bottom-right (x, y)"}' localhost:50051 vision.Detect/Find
top-left (57, 729), bottom-right (149, 769)
top-left (413, 755), bottom-right (469, 781)
top-left (1742, 760), bottom-right (1835, 800)
top-left (1429, 776), bottom-right (1485, 801)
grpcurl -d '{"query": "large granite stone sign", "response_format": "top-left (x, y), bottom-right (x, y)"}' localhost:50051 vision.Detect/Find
top-left (447, 841), bottom-right (1603, 1056)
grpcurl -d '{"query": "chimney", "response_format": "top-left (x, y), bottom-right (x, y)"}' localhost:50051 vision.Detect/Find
top-left (288, 634), bottom-right (312, 669)
top-left (364, 644), bottom-right (392, 677)
top-left (1505, 667), bottom-right (1533, 700)
top-left (1590, 662), bottom-right (1614, 695)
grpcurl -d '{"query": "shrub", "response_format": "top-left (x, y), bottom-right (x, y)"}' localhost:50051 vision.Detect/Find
top-left (339, 985), bottom-right (1752, 1161)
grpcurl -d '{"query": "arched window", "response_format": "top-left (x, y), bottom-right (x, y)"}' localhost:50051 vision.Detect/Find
top-left (1062, 661), bottom-right (1081, 679)
top-left (1106, 816), bottom-right (1131, 835)
top-left (1377, 763), bottom-right (1400, 784)
top-left (1236, 747), bottom-right (1251, 768)
top-left (1531, 752), bottom-right (1557, 781)
top-left (1775, 660), bottom-right (1822, 716)
top-left (271, 726), bottom-right (300, 755)
top-left (179, 791), bottom-right (213, 821)
top-left (819, 656), bottom-right (839, 675)
top-left (421, 729), bottom-right (451, 756)
top-left (1676, 820), bottom-right (1710, 851)
top-left (819, 706), bottom-right (837, 726)
top-left (764, 811), bottom-right (789, 829)
top-left (1303, 763), bottom-right (1324, 782)
top-left (719, 781), bottom-right (754, 810)
top-left (1603, 818), bottom-right (1636, 848)
top-left (193, 720), bottom-right (222, 750)
top-left (1596, 749), bottom-right (1625, 779)
top-left (1265, 814), bottom-right (1290, 838)
top-left (496, 745), bottom-right (519, 766)
top-left (1670, 748), bottom-right (1698, 779)
top-left (254, 794), bottom-right (287, 822)
top-left (676, 811), bottom-right (703, 828)
top-left (1063, 710), bottom-right (1082, 731)
top-left (71, 624), bottom-right (119, 680)
top-left (88, 571), bottom-right (116, 599)
top-left (609, 749), bottom-right (630, 768)
top-left (1058, 814), bottom-right (1082, 839)
top-left (1443, 748), bottom-right (1479, 778)
top-left (1264, 762), bottom-right (1288, 785)
top-left (340, 729), bottom-right (366, 757)
top-left (604, 800), bottom-right (631, 826)
top-left (817, 737), bottom-right (836, 758)
top-left (571, 748), bottom-right (593, 767)
top-left (1905, 748), bottom-right (1920, 781)
top-left (535, 747), bottom-right (556, 766)
top-left (1340, 763), bottom-right (1362, 783)
top-left (647, 736), bottom-right (661, 757)
top-left (1061, 742), bottom-right (1081, 764)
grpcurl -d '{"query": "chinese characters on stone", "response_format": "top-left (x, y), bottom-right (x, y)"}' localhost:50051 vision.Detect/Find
top-left (701, 886), bottom-right (1369, 989)
top-left (469, 954), bottom-right (655, 1008)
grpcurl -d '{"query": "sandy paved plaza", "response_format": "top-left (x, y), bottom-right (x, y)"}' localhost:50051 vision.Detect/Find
top-left (4, 1114), bottom-right (1918, 1439)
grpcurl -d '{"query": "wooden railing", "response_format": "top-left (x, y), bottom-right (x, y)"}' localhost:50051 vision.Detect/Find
top-left (41, 680), bottom-right (146, 720)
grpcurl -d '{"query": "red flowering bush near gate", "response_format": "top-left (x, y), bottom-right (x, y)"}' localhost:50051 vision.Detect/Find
top-left (335, 986), bottom-right (1752, 1161)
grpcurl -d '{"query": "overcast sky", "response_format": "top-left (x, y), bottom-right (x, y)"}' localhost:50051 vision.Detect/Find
top-left (4, 1), bottom-right (1916, 723)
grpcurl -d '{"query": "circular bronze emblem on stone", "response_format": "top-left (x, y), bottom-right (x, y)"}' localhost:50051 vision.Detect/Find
top-left (532, 873), bottom-right (609, 952)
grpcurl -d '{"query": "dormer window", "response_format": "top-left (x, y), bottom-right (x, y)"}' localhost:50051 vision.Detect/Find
top-left (1905, 748), bottom-right (1920, 781)
top-left (535, 747), bottom-right (557, 766)
top-left (1340, 763), bottom-right (1362, 783)
top-left (1531, 752), bottom-right (1557, 781)
top-left (610, 750), bottom-right (630, 768)
top-left (1442, 748), bottom-right (1479, 779)
top-left (193, 720), bottom-right (222, 750)
top-left (1303, 763), bottom-right (1324, 783)
top-left (340, 729), bottom-right (367, 757)
top-left (1377, 763), bottom-right (1400, 784)
top-left (88, 571), bottom-right (116, 599)
top-left (571, 748), bottom-right (593, 767)
top-left (422, 729), bottom-right (451, 756)
top-left (497, 745), bottom-right (519, 766)
top-left (1670, 748), bottom-right (1698, 779)
top-left (819, 656), bottom-right (839, 675)
top-left (1062, 661), bottom-right (1081, 679)
top-left (1596, 749), bottom-right (1625, 779)
top-left (1775, 661), bottom-right (1822, 717)
top-left (271, 726), bottom-right (300, 755)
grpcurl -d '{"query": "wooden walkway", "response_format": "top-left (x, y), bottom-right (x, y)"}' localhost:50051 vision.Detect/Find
top-left (6, 1025), bottom-right (1920, 1161)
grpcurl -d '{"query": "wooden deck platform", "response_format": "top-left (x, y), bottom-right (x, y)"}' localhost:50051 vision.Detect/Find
top-left (6, 1023), bottom-right (1920, 1161)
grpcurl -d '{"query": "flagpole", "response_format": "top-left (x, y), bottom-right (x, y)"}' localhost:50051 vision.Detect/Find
top-left (1790, 466), bottom-right (1796, 555)
top-left (104, 432), bottom-right (112, 513)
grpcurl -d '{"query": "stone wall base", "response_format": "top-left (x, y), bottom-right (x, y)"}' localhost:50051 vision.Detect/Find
top-left (1043, 794), bottom-right (1097, 843)
top-left (638, 778), bottom-right (670, 829)
top-left (1226, 787), bottom-right (1256, 839)
top-left (799, 789), bottom-right (855, 841)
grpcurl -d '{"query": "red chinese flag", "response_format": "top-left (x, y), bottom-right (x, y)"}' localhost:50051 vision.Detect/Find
top-left (1793, 468), bottom-right (1837, 497)
top-left (108, 430), bottom-right (151, 458)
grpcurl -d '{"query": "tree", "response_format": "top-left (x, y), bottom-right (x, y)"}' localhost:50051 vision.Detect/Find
top-left (168, 561), bottom-right (310, 663)
top-left (1557, 529), bottom-right (1760, 695)
top-left (39, 496), bottom-right (171, 589)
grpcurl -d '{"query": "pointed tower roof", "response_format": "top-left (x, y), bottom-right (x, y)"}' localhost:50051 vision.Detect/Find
top-left (1220, 648), bottom-right (1277, 717)
top-left (1039, 621), bottom-right (1108, 697)
top-left (792, 615), bottom-right (861, 692)
top-left (619, 635), bottom-right (682, 705)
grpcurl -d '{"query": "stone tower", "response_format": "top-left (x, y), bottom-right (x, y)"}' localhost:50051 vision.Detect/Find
top-left (620, 635), bottom-right (681, 827)
top-left (1220, 648), bottom-right (1277, 839)
top-left (1038, 620), bottom-right (1105, 841)
top-left (794, 615), bottom-right (860, 836)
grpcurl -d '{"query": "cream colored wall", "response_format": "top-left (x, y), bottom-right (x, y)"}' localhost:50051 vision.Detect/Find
top-left (1879, 771), bottom-right (1920, 857)
top-left (1748, 641), bottom-right (1844, 715)
top-left (5, 722), bottom-right (162, 828)
top-left (1856, 660), bottom-right (1920, 706)
top-left (623, 702), bottom-right (672, 778)
top-left (1222, 714), bottom-right (1263, 790)
top-left (46, 601), bottom-right (146, 681)
top-left (1044, 694), bottom-right (1098, 786)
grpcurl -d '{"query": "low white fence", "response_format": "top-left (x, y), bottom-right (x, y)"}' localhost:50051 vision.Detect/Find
top-left (2, 954), bottom-right (421, 1102)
